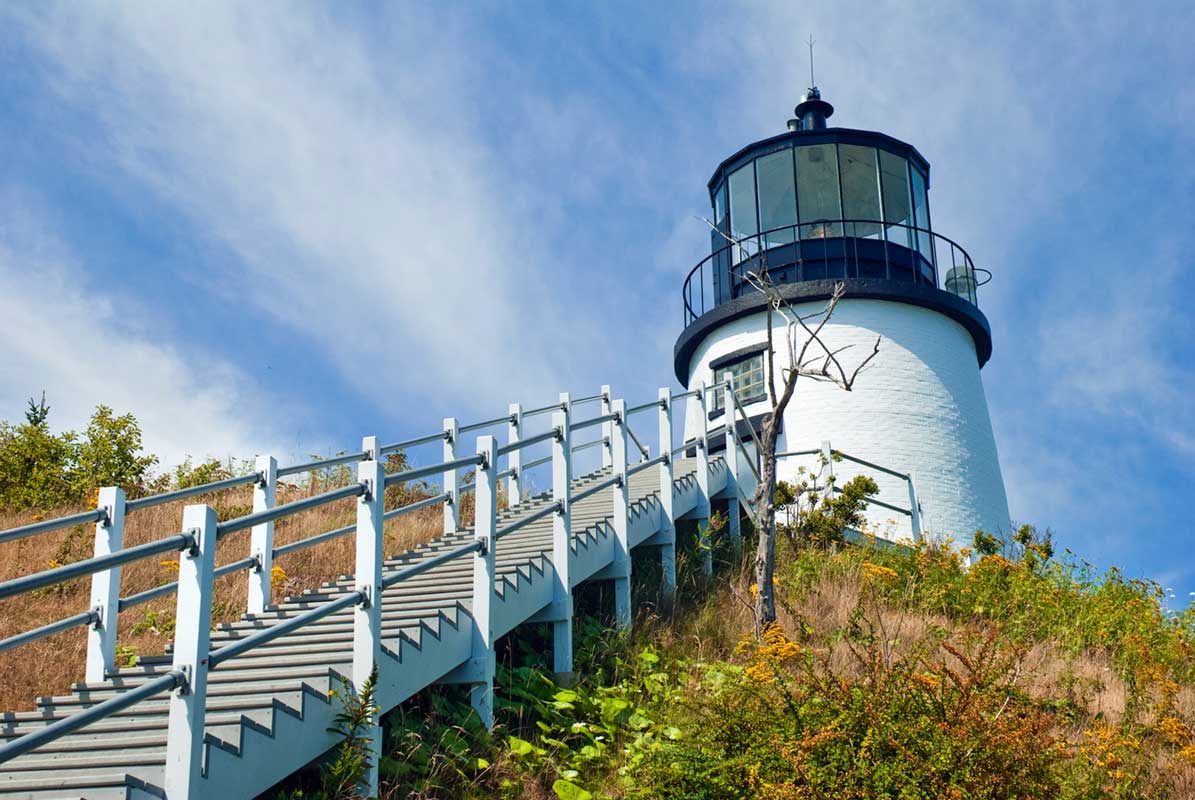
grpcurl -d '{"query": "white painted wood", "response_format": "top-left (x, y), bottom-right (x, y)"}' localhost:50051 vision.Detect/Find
top-left (247, 455), bottom-right (277, 615)
top-left (165, 504), bottom-right (217, 799)
top-left (600, 385), bottom-right (612, 468)
top-left (550, 409), bottom-right (573, 678)
top-left (443, 418), bottom-right (460, 536)
top-left (657, 389), bottom-right (676, 600)
top-left (470, 435), bottom-right (498, 729)
top-left (694, 380), bottom-right (712, 577)
top-left (507, 403), bottom-right (522, 507)
top-left (610, 399), bottom-right (631, 628)
top-left (821, 440), bottom-right (834, 493)
top-left (907, 470), bottom-right (924, 542)
top-left (722, 379), bottom-right (741, 550)
top-left (85, 487), bottom-right (125, 684)
top-left (354, 451), bottom-right (385, 795)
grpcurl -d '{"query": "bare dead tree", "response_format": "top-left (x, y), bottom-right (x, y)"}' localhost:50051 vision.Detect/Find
top-left (703, 220), bottom-right (880, 637)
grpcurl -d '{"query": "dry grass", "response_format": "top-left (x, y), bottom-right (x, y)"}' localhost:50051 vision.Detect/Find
top-left (0, 480), bottom-right (454, 712)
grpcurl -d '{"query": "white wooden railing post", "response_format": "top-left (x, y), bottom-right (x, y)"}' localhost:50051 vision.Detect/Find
top-left (821, 440), bottom-right (834, 495)
top-left (165, 504), bottom-right (217, 799)
top-left (722, 377), bottom-right (741, 551)
top-left (657, 388), bottom-right (676, 602)
top-left (695, 380), bottom-right (712, 577)
top-left (507, 403), bottom-right (522, 507)
top-left (470, 435), bottom-right (499, 729)
top-left (247, 454), bottom-right (277, 615)
top-left (353, 440), bottom-right (385, 795)
top-left (550, 409), bottom-right (574, 680)
top-left (85, 486), bottom-right (125, 684)
top-left (610, 399), bottom-right (632, 628)
top-left (600, 385), bottom-right (613, 469)
top-left (907, 470), bottom-right (925, 543)
top-left (443, 418), bottom-right (460, 536)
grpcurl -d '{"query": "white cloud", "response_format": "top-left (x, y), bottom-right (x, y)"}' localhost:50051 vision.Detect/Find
top-left (9, 4), bottom-right (605, 420)
top-left (0, 195), bottom-right (293, 468)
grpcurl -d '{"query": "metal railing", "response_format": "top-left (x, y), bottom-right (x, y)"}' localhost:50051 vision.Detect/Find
top-left (682, 219), bottom-right (991, 326)
top-left (0, 382), bottom-right (732, 794)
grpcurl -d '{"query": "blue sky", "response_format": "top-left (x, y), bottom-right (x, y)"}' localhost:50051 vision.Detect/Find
top-left (1, 3), bottom-right (1193, 598)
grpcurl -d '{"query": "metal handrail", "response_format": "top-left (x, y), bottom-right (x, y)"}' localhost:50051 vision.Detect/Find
top-left (626, 399), bottom-right (665, 415)
top-left (626, 453), bottom-right (668, 478)
top-left (570, 475), bottom-right (621, 505)
top-left (521, 454), bottom-right (552, 471)
top-left (626, 424), bottom-right (650, 460)
top-left (0, 508), bottom-right (107, 545)
top-left (277, 451), bottom-right (368, 479)
top-left (208, 590), bottom-right (365, 668)
top-left (0, 668), bottom-right (185, 766)
top-left (381, 540), bottom-right (483, 589)
top-left (127, 474), bottom-right (261, 511)
top-left (524, 400), bottom-right (566, 418)
top-left (270, 522), bottom-right (354, 561)
top-left (831, 485), bottom-right (911, 516)
top-left (385, 492), bottom-right (451, 520)
top-left (217, 483), bottom-right (366, 539)
top-left (0, 533), bottom-right (193, 601)
top-left (777, 449), bottom-right (821, 458)
top-left (682, 219), bottom-right (982, 325)
top-left (379, 430), bottom-right (449, 455)
top-left (459, 414), bottom-right (515, 434)
top-left (384, 455), bottom-right (484, 488)
top-left (571, 393), bottom-right (605, 405)
top-left (497, 428), bottom-right (559, 457)
top-left (570, 437), bottom-right (606, 454)
top-left (729, 390), bottom-right (766, 462)
top-left (571, 412), bottom-right (618, 432)
top-left (496, 501), bottom-right (562, 541)
top-left (0, 609), bottom-right (100, 654)
top-left (833, 450), bottom-right (910, 480)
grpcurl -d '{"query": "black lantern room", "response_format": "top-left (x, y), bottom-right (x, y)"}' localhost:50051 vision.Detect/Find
top-left (675, 88), bottom-right (993, 383)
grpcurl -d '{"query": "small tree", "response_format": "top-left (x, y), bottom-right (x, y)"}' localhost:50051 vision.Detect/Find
top-left (73, 405), bottom-right (158, 498)
top-left (705, 222), bottom-right (880, 636)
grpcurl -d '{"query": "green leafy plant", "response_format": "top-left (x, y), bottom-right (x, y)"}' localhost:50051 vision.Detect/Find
top-left (323, 667), bottom-right (380, 799)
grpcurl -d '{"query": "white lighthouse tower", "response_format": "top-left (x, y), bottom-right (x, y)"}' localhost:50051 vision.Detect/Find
top-left (677, 87), bottom-right (1011, 542)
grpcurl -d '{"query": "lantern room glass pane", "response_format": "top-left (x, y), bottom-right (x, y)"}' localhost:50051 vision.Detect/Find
top-left (879, 150), bottom-right (913, 248)
top-left (839, 144), bottom-right (882, 239)
top-left (714, 182), bottom-right (727, 226)
top-left (910, 165), bottom-right (934, 278)
top-left (756, 149), bottom-right (797, 247)
top-left (728, 164), bottom-right (758, 264)
top-left (795, 144), bottom-right (841, 239)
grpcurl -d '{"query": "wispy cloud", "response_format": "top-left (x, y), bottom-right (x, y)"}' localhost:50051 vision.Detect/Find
top-left (0, 190), bottom-right (292, 467)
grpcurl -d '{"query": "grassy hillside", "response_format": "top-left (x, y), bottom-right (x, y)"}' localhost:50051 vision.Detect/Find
top-left (301, 527), bottom-right (1195, 800)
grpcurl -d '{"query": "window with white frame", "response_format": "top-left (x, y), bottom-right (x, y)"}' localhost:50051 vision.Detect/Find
top-left (711, 353), bottom-right (766, 414)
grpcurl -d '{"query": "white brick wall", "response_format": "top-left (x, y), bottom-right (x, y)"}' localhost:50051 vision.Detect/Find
top-left (683, 299), bottom-right (1011, 543)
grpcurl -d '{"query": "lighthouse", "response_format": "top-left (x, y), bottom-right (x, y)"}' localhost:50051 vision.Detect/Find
top-left (675, 86), bottom-right (1011, 542)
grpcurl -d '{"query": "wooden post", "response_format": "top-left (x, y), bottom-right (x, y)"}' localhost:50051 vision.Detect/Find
top-left (443, 418), bottom-right (460, 535)
top-left (470, 436), bottom-right (498, 728)
top-left (695, 380), bottom-right (712, 577)
top-left (353, 446), bottom-right (385, 795)
top-left (247, 454), bottom-right (277, 615)
top-left (507, 403), bottom-right (522, 507)
top-left (600, 384), bottom-right (613, 469)
top-left (723, 378), bottom-right (741, 551)
top-left (164, 504), bottom-right (217, 799)
top-left (907, 470), bottom-right (924, 544)
top-left (657, 389), bottom-right (676, 602)
top-left (610, 399), bottom-right (631, 628)
top-left (551, 409), bottom-right (574, 680)
top-left (85, 486), bottom-right (125, 684)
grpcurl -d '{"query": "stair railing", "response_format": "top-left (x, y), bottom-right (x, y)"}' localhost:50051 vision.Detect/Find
top-left (0, 385), bottom-right (722, 796)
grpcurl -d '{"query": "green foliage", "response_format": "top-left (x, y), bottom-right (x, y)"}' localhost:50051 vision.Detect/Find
top-left (323, 667), bottom-right (380, 799)
top-left (775, 470), bottom-right (879, 548)
top-left (0, 396), bottom-right (156, 510)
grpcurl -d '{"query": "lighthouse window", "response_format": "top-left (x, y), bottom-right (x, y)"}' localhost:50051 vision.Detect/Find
top-left (839, 144), bottom-right (882, 239)
top-left (756, 149), bottom-right (797, 248)
top-left (728, 164), bottom-right (758, 263)
top-left (879, 149), bottom-right (914, 248)
top-left (714, 182), bottom-right (727, 226)
top-left (910, 165), bottom-right (934, 278)
top-left (710, 354), bottom-right (767, 414)
top-left (795, 144), bottom-right (841, 239)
